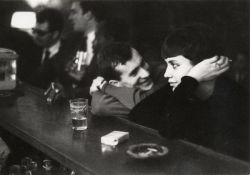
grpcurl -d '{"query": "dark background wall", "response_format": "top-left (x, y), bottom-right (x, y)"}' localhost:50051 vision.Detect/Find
top-left (104, 1), bottom-right (249, 62)
top-left (1, 0), bottom-right (249, 57)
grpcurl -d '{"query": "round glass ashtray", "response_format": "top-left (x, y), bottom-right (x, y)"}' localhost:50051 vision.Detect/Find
top-left (126, 143), bottom-right (168, 160)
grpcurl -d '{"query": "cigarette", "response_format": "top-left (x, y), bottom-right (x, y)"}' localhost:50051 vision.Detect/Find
top-left (147, 148), bottom-right (158, 152)
top-left (44, 86), bottom-right (51, 96)
top-left (51, 82), bottom-right (55, 90)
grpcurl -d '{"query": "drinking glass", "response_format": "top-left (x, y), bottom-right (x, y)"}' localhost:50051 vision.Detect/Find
top-left (69, 98), bottom-right (88, 130)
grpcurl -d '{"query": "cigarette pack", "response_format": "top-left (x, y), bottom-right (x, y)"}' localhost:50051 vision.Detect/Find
top-left (101, 131), bottom-right (129, 146)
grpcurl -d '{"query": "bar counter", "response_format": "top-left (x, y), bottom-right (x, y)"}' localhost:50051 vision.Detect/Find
top-left (0, 83), bottom-right (249, 174)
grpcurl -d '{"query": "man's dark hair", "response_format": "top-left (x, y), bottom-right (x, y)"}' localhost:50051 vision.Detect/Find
top-left (36, 8), bottom-right (64, 33)
top-left (161, 23), bottom-right (221, 64)
top-left (97, 42), bottom-right (132, 81)
top-left (79, 1), bottom-right (106, 22)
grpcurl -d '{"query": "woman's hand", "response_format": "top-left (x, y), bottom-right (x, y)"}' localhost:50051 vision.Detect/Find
top-left (187, 56), bottom-right (230, 82)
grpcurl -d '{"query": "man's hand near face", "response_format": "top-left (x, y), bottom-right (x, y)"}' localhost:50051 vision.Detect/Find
top-left (89, 76), bottom-right (107, 94)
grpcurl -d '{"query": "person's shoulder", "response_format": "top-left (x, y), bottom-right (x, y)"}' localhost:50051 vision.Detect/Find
top-left (91, 91), bottom-right (130, 118)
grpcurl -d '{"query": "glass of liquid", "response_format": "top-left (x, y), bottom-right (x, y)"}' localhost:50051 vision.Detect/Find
top-left (69, 98), bottom-right (88, 131)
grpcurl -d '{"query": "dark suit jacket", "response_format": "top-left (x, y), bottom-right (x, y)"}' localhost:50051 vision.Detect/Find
top-left (26, 32), bottom-right (98, 101)
top-left (0, 27), bottom-right (42, 83)
top-left (28, 39), bottom-right (75, 89)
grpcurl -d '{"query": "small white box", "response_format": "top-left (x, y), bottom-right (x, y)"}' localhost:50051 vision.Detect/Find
top-left (101, 131), bottom-right (129, 146)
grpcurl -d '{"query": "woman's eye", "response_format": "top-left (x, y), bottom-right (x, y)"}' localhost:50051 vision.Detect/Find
top-left (172, 64), bottom-right (179, 69)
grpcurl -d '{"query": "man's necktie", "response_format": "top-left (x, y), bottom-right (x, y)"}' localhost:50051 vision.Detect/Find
top-left (43, 49), bottom-right (50, 64)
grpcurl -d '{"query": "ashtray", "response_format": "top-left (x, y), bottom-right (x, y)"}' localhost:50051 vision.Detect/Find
top-left (126, 143), bottom-right (168, 160)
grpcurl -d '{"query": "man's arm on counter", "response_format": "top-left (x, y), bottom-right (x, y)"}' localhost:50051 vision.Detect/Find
top-left (101, 84), bottom-right (152, 109)
top-left (91, 91), bottom-right (130, 118)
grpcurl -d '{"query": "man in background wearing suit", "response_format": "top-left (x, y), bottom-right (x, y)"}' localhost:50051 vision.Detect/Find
top-left (60, 0), bottom-right (106, 100)
top-left (29, 7), bottom-right (66, 89)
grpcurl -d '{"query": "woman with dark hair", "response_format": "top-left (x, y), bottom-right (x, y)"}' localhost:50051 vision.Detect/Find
top-left (160, 23), bottom-right (248, 160)
top-left (130, 23), bottom-right (248, 161)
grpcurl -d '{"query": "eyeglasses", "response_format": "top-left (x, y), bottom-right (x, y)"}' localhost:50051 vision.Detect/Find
top-left (32, 28), bottom-right (51, 36)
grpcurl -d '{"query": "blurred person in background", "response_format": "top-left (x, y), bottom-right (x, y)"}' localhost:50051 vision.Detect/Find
top-left (0, 25), bottom-right (39, 83)
top-left (59, 0), bottom-right (107, 100)
top-left (28, 7), bottom-right (67, 89)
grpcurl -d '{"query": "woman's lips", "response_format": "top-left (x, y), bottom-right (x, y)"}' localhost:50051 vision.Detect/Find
top-left (169, 82), bottom-right (177, 87)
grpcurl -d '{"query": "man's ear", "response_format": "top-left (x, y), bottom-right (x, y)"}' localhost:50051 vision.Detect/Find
top-left (84, 11), bottom-right (93, 21)
top-left (109, 80), bottom-right (123, 87)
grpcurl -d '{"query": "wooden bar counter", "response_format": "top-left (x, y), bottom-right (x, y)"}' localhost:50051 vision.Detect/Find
top-left (0, 83), bottom-right (249, 174)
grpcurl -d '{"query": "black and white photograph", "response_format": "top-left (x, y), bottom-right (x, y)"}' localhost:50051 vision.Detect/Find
top-left (0, 0), bottom-right (249, 174)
